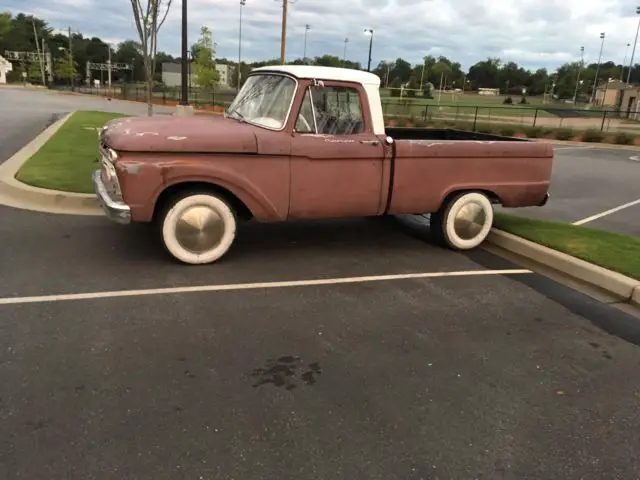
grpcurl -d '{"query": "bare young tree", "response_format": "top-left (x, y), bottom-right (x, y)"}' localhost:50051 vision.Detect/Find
top-left (130, 0), bottom-right (172, 116)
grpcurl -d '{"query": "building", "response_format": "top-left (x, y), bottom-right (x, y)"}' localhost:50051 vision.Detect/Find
top-left (477, 87), bottom-right (499, 96)
top-left (0, 55), bottom-right (13, 84)
top-left (620, 86), bottom-right (640, 120)
top-left (594, 79), bottom-right (628, 107)
top-left (161, 62), bottom-right (231, 88)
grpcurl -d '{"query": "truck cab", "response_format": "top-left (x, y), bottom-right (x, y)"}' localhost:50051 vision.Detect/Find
top-left (93, 65), bottom-right (552, 265)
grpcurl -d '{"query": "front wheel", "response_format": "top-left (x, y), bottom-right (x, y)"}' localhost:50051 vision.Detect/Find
top-left (430, 191), bottom-right (494, 250)
top-left (159, 191), bottom-right (237, 265)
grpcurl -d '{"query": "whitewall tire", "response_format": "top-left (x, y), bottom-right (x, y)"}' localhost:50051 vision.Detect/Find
top-left (160, 192), bottom-right (237, 265)
top-left (430, 192), bottom-right (494, 250)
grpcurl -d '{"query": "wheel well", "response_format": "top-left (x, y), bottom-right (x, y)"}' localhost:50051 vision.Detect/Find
top-left (442, 189), bottom-right (502, 207)
top-left (153, 181), bottom-right (254, 222)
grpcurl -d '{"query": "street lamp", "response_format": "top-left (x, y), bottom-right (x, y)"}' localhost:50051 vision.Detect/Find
top-left (591, 32), bottom-right (605, 104)
top-left (343, 37), bottom-right (348, 63)
top-left (626, 6), bottom-right (640, 84)
top-left (237, 0), bottom-right (246, 89)
top-left (303, 24), bottom-right (310, 61)
top-left (180, 0), bottom-right (189, 105)
top-left (573, 45), bottom-right (584, 103)
top-left (621, 42), bottom-right (631, 81)
top-left (364, 28), bottom-right (374, 72)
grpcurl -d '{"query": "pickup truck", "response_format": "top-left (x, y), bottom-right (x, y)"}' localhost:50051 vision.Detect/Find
top-left (93, 65), bottom-right (553, 265)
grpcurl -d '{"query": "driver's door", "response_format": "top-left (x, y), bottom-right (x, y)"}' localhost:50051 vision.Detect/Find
top-left (288, 81), bottom-right (385, 220)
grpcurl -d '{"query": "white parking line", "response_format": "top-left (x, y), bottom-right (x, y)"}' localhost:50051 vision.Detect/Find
top-left (630, 155), bottom-right (639, 162)
top-left (0, 269), bottom-right (531, 306)
top-left (572, 199), bottom-right (640, 226)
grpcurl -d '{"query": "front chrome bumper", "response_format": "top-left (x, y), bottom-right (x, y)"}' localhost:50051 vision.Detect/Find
top-left (92, 170), bottom-right (131, 224)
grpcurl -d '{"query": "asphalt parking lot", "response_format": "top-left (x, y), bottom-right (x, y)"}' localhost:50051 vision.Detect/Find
top-left (1, 89), bottom-right (640, 478)
top-left (2, 204), bottom-right (640, 479)
top-left (502, 145), bottom-right (640, 236)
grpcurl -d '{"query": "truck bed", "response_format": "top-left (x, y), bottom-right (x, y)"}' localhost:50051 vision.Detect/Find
top-left (385, 127), bottom-right (528, 142)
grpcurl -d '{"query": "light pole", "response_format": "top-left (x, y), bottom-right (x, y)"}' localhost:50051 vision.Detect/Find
top-left (180, 0), bottom-right (189, 105)
top-left (237, 0), bottom-right (245, 89)
top-left (573, 45), bottom-right (584, 103)
top-left (621, 43), bottom-right (631, 81)
top-left (626, 6), bottom-right (640, 84)
top-left (591, 32), bottom-right (605, 104)
top-left (343, 37), bottom-right (348, 63)
top-left (364, 28), bottom-right (374, 72)
top-left (303, 24), bottom-right (310, 61)
top-left (107, 43), bottom-right (112, 88)
top-left (419, 57), bottom-right (426, 89)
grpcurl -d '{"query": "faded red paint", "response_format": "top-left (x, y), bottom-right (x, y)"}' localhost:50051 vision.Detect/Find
top-left (100, 72), bottom-right (554, 225)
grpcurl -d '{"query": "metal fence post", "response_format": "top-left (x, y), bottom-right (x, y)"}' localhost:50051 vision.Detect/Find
top-left (600, 110), bottom-right (607, 131)
top-left (472, 107), bottom-right (479, 131)
top-left (162, 91), bottom-right (166, 104)
top-left (423, 105), bottom-right (429, 121)
top-left (532, 109), bottom-right (538, 128)
top-left (212, 91), bottom-right (215, 105)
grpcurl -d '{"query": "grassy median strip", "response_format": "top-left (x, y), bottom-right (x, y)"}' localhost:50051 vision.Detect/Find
top-left (494, 213), bottom-right (640, 280)
top-left (16, 110), bottom-right (129, 194)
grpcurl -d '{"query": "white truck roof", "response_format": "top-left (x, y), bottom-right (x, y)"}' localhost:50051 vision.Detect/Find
top-left (251, 65), bottom-right (381, 87)
top-left (250, 64), bottom-right (385, 136)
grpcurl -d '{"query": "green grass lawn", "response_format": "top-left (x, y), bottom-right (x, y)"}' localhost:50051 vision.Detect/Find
top-left (494, 213), bottom-right (640, 280)
top-left (16, 110), bottom-right (129, 193)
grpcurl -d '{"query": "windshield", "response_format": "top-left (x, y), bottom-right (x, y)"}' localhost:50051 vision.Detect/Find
top-left (226, 73), bottom-right (297, 130)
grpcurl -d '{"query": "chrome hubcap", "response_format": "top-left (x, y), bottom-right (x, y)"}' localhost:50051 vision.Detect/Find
top-left (453, 201), bottom-right (487, 240)
top-left (175, 205), bottom-right (225, 254)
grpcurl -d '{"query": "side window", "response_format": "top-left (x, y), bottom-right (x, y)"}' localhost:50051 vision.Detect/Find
top-left (295, 89), bottom-right (315, 133)
top-left (294, 84), bottom-right (365, 135)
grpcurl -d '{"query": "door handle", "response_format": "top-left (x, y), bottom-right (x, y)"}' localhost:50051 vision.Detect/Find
top-left (360, 140), bottom-right (380, 146)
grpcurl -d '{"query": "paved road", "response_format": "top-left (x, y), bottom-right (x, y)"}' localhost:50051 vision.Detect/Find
top-left (0, 87), bottom-right (175, 165)
top-left (1, 205), bottom-right (640, 479)
top-left (499, 145), bottom-right (640, 236)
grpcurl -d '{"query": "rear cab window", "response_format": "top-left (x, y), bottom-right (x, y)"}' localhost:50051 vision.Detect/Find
top-left (295, 84), bottom-right (365, 135)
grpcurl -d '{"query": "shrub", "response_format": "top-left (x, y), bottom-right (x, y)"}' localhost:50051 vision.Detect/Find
top-left (523, 126), bottom-right (542, 138)
top-left (412, 117), bottom-right (426, 128)
top-left (614, 132), bottom-right (634, 145)
top-left (519, 96), bottom-right (528, 104)
top-left (396, 117), bottom-right (408, 127)
top-left (554, 127), bottom-right (574, 140)
top-left (580, 129), bottom-right (605, 143)
top-left (503, 96), bottom-right (513, 104)
top-left (499, 125), bottom-right (517, 137)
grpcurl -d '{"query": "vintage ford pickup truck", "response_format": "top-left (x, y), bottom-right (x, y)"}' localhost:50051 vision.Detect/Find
top-left (93, 65), bottom-right (553, 265)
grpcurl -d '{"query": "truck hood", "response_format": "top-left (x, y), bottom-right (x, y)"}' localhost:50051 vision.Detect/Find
top-left (100, 114), bottom-right (258, 154)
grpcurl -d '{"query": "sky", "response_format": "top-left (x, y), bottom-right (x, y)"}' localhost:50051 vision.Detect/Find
top-left (3, 0), bottom-right (640, 72)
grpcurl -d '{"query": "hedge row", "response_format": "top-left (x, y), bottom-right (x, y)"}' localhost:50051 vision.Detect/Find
top-left (384, 116), bottom-right (639, 145)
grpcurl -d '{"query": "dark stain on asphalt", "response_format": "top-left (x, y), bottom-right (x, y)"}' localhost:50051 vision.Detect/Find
top-left (251, 356), bottom-right (322, 390)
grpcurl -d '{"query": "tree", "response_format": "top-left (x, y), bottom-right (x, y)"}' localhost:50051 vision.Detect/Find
top-left (0, 12), bottom-right (11, 43)
top-left (192, 26), bottom-right (219, 89)
top-left (55, 51), bottom-right (76, 84)
top-left (130, 0), bottom-right (172, 116)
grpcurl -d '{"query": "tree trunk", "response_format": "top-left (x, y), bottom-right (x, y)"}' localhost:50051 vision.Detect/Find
top-left (145, 60), bottom-right (154, 116)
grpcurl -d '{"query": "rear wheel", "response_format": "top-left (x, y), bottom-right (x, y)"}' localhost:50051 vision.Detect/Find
top-left (430, 191), bottom-right (493, 250)
top-left (159, 191), bottom-right (237, 265)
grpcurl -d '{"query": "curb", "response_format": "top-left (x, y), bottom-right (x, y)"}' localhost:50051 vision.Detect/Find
top-left (487, 229), bottom-right (640, 307)
top-left (535, 138), bottom-right (640, 151)
top-left (0, 111), bottom-right (100, 215)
